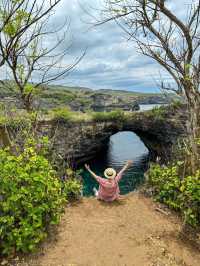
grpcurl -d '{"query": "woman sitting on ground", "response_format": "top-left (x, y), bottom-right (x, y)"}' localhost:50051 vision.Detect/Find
top-left (84, 160), bottom-right (133, 202)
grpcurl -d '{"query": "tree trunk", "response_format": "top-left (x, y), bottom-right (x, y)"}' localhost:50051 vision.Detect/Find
top-left (21, 94), bottom-right (32, 112)
top-left (187, 90), bottom-right (200, 174)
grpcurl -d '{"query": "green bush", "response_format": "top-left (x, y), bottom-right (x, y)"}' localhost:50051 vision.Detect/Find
top-left (61, 179), bottom-right (82, 200)
top-left (52, 107), bottom-right (72, 121)
top-left (41, 90), bottom-right (76, 104)
top-left (0, 137), bottom-right (66, 255)
top-left (148, 164), bottom-right (182, 209)
top-left (92, 110), bottom-right (125, 122)
top-left (171, 100), bottom-right (183, 109)
top-left (180, 172), bottom-right (200, 226)
top-left (61, 167), bottom-right (82, 200)
top-left (145, 106), bottom-right (166, 120)
top-left (76, 98), bottom-right (92, 106)
top-left (148, 163), bottom-right (200, 227)
top-left (0, 109), bottom-right (37, 128)
top-left (0, 114), bottom-right (7, 125)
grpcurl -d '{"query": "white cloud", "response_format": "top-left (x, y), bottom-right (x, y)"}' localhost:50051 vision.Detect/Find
top-left (3, 0), bottom-right (194, 92)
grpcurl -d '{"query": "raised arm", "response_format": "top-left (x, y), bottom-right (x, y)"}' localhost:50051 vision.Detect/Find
top-left (116, 160), bottom-right (133, 181)
top-left (84, 164), bottom-right (99, 181)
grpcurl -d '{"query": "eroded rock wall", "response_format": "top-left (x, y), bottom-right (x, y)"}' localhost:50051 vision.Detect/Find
top-left (37, 108), bottom-right (187, 163)
top-left (37, 120), bottom-right (119, 163)
top-left (0, 107), bottom-right (188, 164)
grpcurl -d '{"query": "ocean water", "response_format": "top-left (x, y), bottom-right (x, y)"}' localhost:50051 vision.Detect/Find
top-left (139, 104), bottom-right (166, 111)
top-left (81, 131), bottom-right (150, 196)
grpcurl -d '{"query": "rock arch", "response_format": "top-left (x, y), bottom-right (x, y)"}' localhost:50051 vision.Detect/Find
top-left (37, 109), bottom-right (186, 164)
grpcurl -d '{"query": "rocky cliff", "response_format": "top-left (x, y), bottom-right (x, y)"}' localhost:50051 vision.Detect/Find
top-left (84, 93), bottom-right (140, 112)
top-left (0, 105), bottom-right (187, 165)
top-left (0, 84), bottom-right (175, 112)
top-left (35, 106), bottom-right (187, 164)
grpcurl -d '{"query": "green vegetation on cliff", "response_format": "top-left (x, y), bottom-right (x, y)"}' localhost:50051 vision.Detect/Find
top-left (147, 162), bottom-right (200, 227)
top-left (0, 82), bottom-right (175, 113)
top-left (0, 135), bottom-right (81, 256)
top-left (91, 110), bottom-right (125, 122)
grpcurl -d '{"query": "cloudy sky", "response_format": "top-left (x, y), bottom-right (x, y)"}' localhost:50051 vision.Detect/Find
top-left (52, 0), bottom-right (164, 92)
top-left (15, 0), bottom-right (197, 93)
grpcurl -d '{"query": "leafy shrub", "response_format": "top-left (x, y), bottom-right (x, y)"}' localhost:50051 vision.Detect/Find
top-left (92, 110), bottom-right (125, 122)
top-left (171, 100), bottom-right (183, 110)
top-left (0, 109), bottom-right (37, 128)
top-left (76, 98), bottom-right (92, 106)
top-left (43, 91), bottom-right (76, 103)
top-left (8, 111), bottom-right (37, 128)
top-left (61, 166), bottom-right (82, 200)
top-left (0, 114), bottom-right (7, 125)
top-left (180, 172), bottom-right (200, 226)
top-left (148, 164), bottom-right (182, 209)
top-left (61, 179), bottom-right (82, 200)
top-left (52, 107), bottom-right (73, 121)
top-left (148, 163), bottom-right (200, 227)
top-left (145, 106), bottom-right (166, 120)
top-left (0, 137), bottom-right (66, 255)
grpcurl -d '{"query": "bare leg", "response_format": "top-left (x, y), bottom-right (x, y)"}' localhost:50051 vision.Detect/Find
top-left (93, 187), bottom-right (98, 197)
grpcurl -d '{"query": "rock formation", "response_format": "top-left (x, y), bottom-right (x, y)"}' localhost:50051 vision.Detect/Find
top-left (35, 106), bottom-right (187, 164)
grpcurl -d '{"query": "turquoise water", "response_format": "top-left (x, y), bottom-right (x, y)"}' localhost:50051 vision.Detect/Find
top-left (80, 131), bottom-right (150, 196)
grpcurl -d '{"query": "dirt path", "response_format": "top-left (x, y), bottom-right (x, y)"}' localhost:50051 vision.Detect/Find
top-left (21, 192), bottom-right (199, 266)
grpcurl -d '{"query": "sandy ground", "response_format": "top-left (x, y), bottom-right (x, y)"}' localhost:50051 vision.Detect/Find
top-left (14, 192), bottom-right (200, 266)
